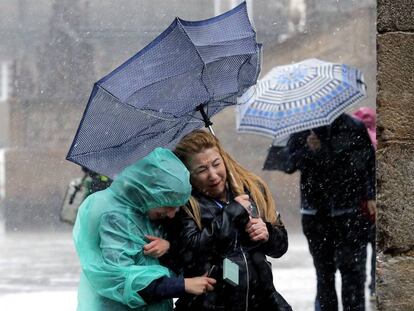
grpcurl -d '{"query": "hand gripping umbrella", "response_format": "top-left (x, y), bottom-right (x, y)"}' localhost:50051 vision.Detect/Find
top-left (66, 2), bottom-right (261, 178)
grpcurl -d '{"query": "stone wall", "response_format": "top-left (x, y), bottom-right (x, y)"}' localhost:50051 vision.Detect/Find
top-left (377, 0), bottom-right (414, 310)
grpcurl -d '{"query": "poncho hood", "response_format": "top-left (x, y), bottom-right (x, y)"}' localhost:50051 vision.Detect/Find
top-left (110, 147), bottom-right (191, 213)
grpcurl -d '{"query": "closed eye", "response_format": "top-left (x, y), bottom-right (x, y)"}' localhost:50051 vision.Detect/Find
top-left (194, 167), bottom-right (207, 174)
top-left (212, 159), bottom-right (221, 167)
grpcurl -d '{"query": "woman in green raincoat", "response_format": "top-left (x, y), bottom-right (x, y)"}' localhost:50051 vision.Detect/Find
top-left (73, 148), bottom-right (216, 311)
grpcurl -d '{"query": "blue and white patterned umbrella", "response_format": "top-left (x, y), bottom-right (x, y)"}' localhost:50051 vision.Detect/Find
top-left (236, 58), bottom-right (367, 140)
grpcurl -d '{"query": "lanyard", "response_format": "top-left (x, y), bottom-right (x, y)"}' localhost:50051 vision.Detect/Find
top-left (212, 190), bottom-right (231, 209)
top-left (213, 199), bottom-right (225, 209)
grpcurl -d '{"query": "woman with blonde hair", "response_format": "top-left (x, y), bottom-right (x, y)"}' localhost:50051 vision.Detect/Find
top-left (170, 129), bottom-right (291, 311)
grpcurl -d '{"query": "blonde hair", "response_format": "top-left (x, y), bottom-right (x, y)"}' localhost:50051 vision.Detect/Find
top-left (174, 129), bottom-right (277, 229)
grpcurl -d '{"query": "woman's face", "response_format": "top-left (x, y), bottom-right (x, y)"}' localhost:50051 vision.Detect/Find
top-left (147, 207), bottom-right (177, 220)
top-left (187, 147), bottom-right (227, 200)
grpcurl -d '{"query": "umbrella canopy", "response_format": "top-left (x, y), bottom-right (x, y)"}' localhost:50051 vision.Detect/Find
top-left (236, 58), bottom-right (367, 141)
top-left (67, 2), bottom-right (261, 178)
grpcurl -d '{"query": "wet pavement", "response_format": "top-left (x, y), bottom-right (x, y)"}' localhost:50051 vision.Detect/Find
top-left (0, 232), bottom-right (376, 310)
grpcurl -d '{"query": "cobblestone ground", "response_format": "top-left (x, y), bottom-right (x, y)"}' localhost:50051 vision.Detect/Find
top-left (0, 232), bottom-right (376, 310)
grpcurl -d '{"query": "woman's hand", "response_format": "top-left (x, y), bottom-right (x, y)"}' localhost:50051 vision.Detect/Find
top-left (306, 131), bottom-right (321, 152)
top-left (234, 194), bottom-right (251, 212)
top-left (367, 200), bottom-right (377, 218)
top-left (143, 235), bottom-right (170, 258)
top-left (184, 274), bottom-right (216, 295)
top-left (245, 217), bottom-right (269, 242)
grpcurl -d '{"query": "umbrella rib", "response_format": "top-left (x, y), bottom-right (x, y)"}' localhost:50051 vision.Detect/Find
top-left (98, 86), bottom-right (194, 121)
top-left (176, 20), bottom-right (213, 99)
top-left (72, 128), bottom-right (174, 157)
top-left (136, 109), bottom-right (184, 121)
top-left (209, 98), bottom-right (237, 108)
top-left (219, 99), bottom-right (238, 106)
top-left (189, 112), bottom-right (204, 122)
top-left (238, 86), bottom-right (257, 104)
top-left (118, 20), bottom-right (212, 106)
top-left (138, 108), bottom-right (210, 123)
top-left (101, 89), bottom-right (197, 122)
top-left (122, 66), bottom-right (208, 105)
top-left (73, 116), bottom-right (201, 158)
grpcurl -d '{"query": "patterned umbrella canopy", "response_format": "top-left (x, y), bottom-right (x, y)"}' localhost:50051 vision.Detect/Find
top-left (236, 58), bottom-right (367, 141)
top-left (66, 2), bottom-right (261, 178)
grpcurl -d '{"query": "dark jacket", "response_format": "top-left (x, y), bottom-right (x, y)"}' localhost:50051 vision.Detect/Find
top-left (168, 190), bottom-right (291, 311)
top-left (282, 114), bottom-right (375, 216)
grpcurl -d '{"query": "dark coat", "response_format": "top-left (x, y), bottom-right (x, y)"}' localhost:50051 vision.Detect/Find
top-left (281, 114), bottom-right (375, 216)
top-left (167, 190), bottom-right (291, 311)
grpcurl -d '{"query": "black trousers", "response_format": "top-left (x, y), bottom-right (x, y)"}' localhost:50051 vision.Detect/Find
top-left (302, 212), bottom-right (367, 311)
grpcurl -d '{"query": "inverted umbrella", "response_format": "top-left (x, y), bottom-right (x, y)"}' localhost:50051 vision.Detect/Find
top-left (67, 2), bottom-right (261, 178)
top-left (236, 58), bottom-right (367, 141)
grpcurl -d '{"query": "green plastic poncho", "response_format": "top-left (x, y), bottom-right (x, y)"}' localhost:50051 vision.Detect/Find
top-left (73, 148), bottom-right (191, 311)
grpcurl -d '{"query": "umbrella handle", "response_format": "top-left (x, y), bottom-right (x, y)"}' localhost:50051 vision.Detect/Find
top-left (197, 104), bottom-right (215, 135)
top-left (207, 125), bottom-right (215, 136)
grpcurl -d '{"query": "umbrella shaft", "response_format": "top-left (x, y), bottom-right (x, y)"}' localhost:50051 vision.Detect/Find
top-left (207, 125), bottom-right (215, 136)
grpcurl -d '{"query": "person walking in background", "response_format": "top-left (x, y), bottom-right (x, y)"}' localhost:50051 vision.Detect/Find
top-left (353, 107), bottom-right (377, 150)
top-left (81, 167), bottom-right (113, 200)
top-left (353, 107), bottom-right (377, 299)
top-left (73, 148), bottom-right (216, 311)
top-left (170, 130), bottom-right (292, 311)
top-left (280, 114), bottom-right (376, 311)
top-left (60, 167), bottom-right (113, 225)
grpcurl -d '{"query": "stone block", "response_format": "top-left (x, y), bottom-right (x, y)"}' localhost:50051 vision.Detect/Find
top-left (377, 32), bottom-right (414, 142)
top-left (377, 33), bottom-right (414, 91)
top-left (377, 144), bottom-right (414, 250)
top-left (377, 253), bottom-right (414, 310)
top-left (377, 90), bottom-right (414, 142)
top-left (378, 0), bottom-right (414, 32)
